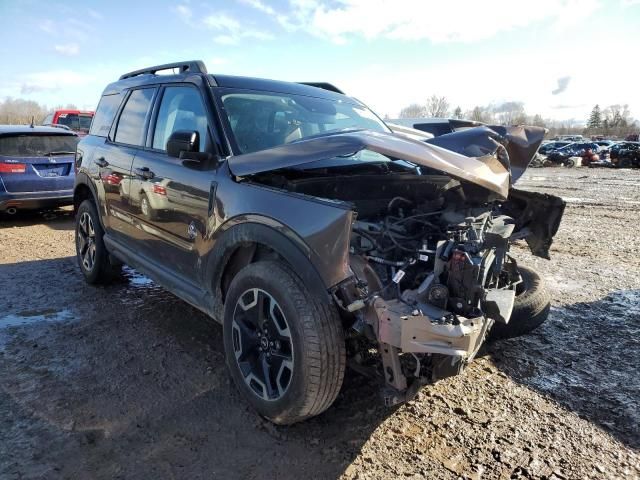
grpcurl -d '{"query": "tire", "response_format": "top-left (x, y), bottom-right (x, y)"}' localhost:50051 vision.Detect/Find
top-left (619, 158), bottom-right (631, 168)
top-left (75, 199), bottom-right (119, 284)
top-left (140, 193), bottom-right (157, 221)
top-left (488, 266), bottom-right (551, 340)
top-left (223, 261), bottom-right (346, 425)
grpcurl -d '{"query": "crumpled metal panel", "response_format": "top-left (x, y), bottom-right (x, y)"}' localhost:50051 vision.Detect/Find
top-left (227, 129), bottom-right (520, 199)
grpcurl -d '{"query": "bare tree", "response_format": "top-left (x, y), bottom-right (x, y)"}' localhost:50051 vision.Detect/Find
top-left (398, 103), bottom-right (426, 118)
top-left (492, 101), bottom-right (526, 125)
top-left (531, 114), bottom-right (546, 128)
top-left (467, 106), bottom-right (492, 123)
top-left (426, 95), bottom-right (449, 118)
top-left (453, 106), bottom-right (463, 119)
top-left (0, 97), bottom-right (50, 125)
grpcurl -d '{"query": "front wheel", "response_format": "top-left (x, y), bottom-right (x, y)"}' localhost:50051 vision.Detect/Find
top-left (223, 261), bottom-right (345, 424)
top-left (488, 266), bottom-right (551, 340)
top-left (140, 193), bottom-right (157, 221)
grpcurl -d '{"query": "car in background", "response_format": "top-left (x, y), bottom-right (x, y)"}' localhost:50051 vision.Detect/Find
top-left (0, 125), bottom-right (78, 214)
top-left (550, 135), bottom-right (584, 142)
top-left (610, 142), bottom-right (640, 168)
top-left (546, 142), bottom-right (600, 165)
top-left (42, 109), bottom-right (94, 136)
top-left (538, 141), bottom-right (572, 155)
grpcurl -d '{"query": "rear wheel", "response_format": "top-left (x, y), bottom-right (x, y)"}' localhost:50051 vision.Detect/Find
top-left (223, 261), bottom-right (345, 424)
top-left (75, 199), bottom-right (119, 284)
top-left (488, 266), bottom-right (551, 340)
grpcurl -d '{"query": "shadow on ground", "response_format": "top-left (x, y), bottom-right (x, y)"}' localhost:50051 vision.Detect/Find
top-left (487, 289), bottom-right (640, 450)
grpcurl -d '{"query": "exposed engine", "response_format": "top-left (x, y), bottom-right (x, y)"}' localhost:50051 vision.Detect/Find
top-left (339, 194), bottom-right (521, 404)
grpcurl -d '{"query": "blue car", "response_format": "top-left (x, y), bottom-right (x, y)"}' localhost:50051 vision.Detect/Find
top-left (0, 125), bottom-right (78, 214)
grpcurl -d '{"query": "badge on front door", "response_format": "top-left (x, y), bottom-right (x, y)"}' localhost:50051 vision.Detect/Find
top-left (187, 222), bottom-right (197, 240)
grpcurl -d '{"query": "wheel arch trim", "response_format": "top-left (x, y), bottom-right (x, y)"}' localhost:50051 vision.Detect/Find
top-left (204, 219), bottom-right (333, 321)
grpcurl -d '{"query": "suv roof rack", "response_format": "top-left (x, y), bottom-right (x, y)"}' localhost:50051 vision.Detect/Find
top-left (298, 82), bottom-right (345, 94)
top-left (119, 60), bottom-right (208, 80)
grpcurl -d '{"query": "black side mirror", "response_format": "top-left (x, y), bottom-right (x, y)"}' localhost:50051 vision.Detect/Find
top-left (167, 130), bottom-right (199, 158)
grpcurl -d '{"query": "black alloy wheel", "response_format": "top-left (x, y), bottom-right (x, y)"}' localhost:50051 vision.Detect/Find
top-left (77, 211), bottom-right (97, 272)
top-left (231, 288), bottom-right (294, 401)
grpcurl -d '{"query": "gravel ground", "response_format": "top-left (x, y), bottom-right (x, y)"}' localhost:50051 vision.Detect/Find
top-left (0, 167), bottom-right (639, 480)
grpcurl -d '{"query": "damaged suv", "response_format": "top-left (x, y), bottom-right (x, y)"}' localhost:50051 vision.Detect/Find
top-left (74, 61), bottom-right (564, 424)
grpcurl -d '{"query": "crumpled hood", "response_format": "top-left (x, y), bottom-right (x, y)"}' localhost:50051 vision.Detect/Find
top-left (423, 125), bottom-right (546, 184)
top-left (227, 129), bottom-right (540, 199)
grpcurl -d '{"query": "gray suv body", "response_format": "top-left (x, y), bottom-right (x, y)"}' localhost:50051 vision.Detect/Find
top-left (74, 60), bottom-right (564, 424)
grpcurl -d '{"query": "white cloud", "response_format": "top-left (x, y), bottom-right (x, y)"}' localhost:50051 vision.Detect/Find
top-left (202, 12), bottom-right (273, 44)
top-left (87, 8), bottom-right (103, 20)
top-left (174, 4), bottom-right (193, 23)
top-left (238, 0), bottom-right (276, 15)
top-left (53, 43), bottom-right (80, 56)
top-left (203, 13), bottom-right (240, 30)
top-left (38, 19), bottom-right (55, 34)
top-left (20, 70), bottom-right (94, 95)
top-left (268, 0), bottom-right (601, 44)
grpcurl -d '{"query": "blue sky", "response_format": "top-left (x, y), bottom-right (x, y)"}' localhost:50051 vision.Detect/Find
top-left (1, 0), bottom-right (639, 123)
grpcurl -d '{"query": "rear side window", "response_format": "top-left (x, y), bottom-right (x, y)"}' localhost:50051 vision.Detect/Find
top-left (114, 89), bottom-right (155, 146)
top-left (152, 86), bottom-right (208, 152)
top-left (57, 113), bottom-right (93, 131)
top-left (90, 93), bottom-right (123, 137)
top-left (0, 135), bottom-right (78, 157)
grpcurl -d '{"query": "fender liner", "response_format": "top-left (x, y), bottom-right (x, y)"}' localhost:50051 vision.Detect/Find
top-left (205, 221), bottom-right (334, 322)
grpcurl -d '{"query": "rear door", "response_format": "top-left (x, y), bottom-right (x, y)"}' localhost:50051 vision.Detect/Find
top-left (129, 84), bottom-right (216, 279)
top-left (0, 133), bottom-right (78, 194)
top-left (94, 87), bottom-right (157, 242)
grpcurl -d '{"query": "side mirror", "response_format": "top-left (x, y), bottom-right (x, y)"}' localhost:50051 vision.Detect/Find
top-left (167, 130), bottom-right (199, 158)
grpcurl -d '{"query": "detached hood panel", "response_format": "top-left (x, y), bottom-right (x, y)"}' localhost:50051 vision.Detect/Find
top-left (228, 130), bottom-right (516, 199)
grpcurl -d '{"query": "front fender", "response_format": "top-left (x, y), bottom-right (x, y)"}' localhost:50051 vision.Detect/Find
top-left (204, 220), bottom-right (339, 321)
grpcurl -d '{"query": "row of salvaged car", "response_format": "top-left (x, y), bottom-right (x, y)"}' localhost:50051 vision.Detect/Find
top-left (533, 139), bottom-right (640, 168)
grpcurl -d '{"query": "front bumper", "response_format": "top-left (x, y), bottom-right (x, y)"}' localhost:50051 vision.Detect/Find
top-left (0, 190), bottom-right (73, 211)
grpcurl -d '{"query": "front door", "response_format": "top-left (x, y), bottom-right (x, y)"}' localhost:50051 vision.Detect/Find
top-left (129, 85), bottom-right (216, 281)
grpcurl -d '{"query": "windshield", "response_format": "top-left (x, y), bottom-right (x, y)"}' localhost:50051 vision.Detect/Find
top-left (0, 134), bottom-right (78, 157)
top-left (217, 90), bottom-right (389, 154)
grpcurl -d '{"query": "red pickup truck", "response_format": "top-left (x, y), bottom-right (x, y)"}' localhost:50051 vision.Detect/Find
top-left (42, 109), bottom-right (94, 135)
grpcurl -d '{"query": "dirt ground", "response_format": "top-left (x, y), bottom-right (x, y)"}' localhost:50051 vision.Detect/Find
top-left (1, 167), bottom-right (639, 480)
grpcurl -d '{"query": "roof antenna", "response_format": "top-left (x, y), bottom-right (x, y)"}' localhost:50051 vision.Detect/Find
top-left (30, 116), bottom-right (35, 128)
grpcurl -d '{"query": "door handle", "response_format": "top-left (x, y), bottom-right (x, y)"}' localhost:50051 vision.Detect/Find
top-left (134, 167), bottom-right (155, 180)
top-left (95, 157), bottom-right (109, 168)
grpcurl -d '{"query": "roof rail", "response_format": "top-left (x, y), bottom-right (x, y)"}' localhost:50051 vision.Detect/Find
top-left (298, 82), bottom-right (345, 94)
top-left (119, 60), bottom-right (208, 80)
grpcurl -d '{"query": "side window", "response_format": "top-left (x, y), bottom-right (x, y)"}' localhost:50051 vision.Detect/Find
top-left (57, 113), bottom-right (80, 130)
top-left (43, 113), bottom-right (53, 125)
top-left (90, 93), bottom-right (124, 137)
top-left (152, 86), bottom-right (208, 152)
top-left (114, 89), bottom-right (155, 146)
